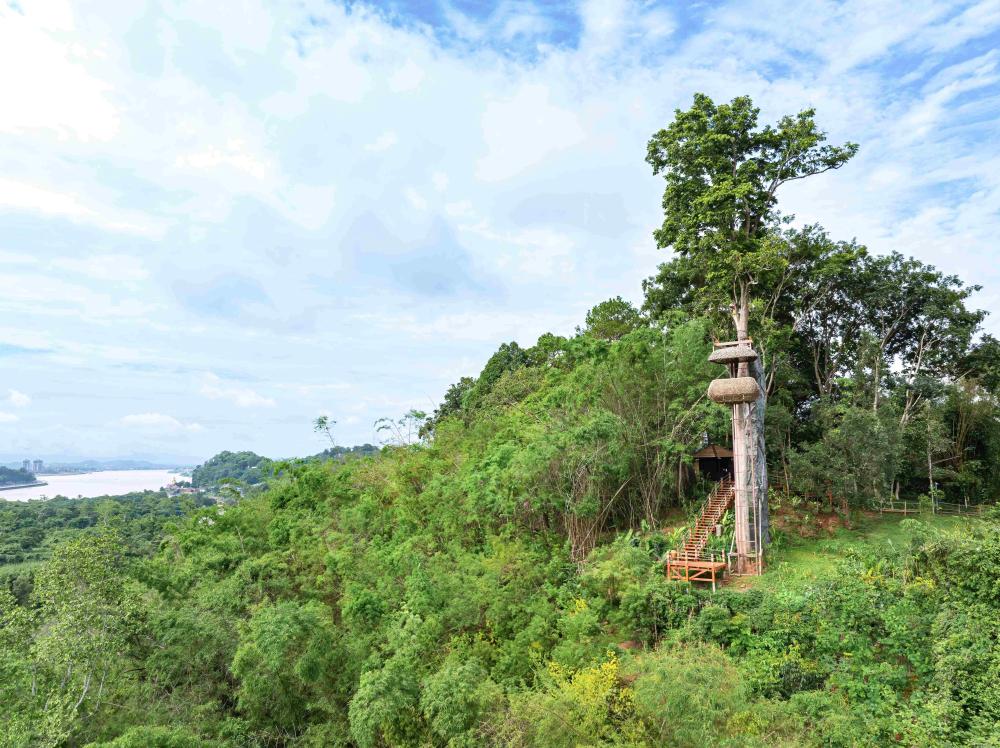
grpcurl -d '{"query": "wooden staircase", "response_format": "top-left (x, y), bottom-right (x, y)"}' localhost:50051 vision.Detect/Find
top-left (665, 477), bottom-right (735, 586)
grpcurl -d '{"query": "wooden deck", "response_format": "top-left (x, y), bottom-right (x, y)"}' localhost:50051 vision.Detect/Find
top-left (665, 555), bottom-right (728, 590)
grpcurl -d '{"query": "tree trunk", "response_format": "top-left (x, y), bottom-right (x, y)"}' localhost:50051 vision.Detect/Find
top-left (732, 401), bottom-right (752, 572)
top-left (727, 289), bottom-right (769, 575)
top-left (750, 355), bottom-right (770, 546)
top-left (732, 292), bottom-right (770, 551)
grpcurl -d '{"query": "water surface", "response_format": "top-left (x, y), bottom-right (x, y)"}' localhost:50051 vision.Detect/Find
top-left (0, 469), bottom-right (185, 501)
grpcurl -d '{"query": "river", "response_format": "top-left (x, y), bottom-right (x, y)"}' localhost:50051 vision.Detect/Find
top-left (0, 469), bottom-right (185, 501)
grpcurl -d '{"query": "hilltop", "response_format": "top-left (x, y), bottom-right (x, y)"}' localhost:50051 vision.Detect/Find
top-left (2, 93), bottom-right (999, 747)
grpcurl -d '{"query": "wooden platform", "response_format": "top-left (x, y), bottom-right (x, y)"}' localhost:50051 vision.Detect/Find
top-left (665, 557), bottom-right (728, 590)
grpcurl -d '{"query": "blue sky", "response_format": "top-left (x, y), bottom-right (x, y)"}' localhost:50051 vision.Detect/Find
top-left (1, 0), bottom-right (998, 464)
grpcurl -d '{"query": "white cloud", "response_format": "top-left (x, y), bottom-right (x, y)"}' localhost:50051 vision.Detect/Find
top-left (51, 254), bottom-right (149, 282)
top-left (0, 178), bottom-right (162, 236)
top-left (0, 2), bottom-right (119, 141)
top-left (8, 390), bottom-right (31, 408)
top-left (579, 0), bottom-right (629, 55)
top-left (477, 84), bottom-right (587, 181)
top-left (277, 382), bottom-right (352, 397)
top-left (365, 131), bottom-right (399, 152)
top-left (404, 187), bottom-right (428, 211)
top-left (174, 140), bottom-right (274, 180)
top-left (389, 59), bottom-right (425, 92)
top-left (431, 172), bottom-right (449, 192)
top-left (0, 412), bottom-right (19, 424)
top-left (121, 413), bottom-right (204, 432)
top-left (200, 373), bottom-right (276, 408)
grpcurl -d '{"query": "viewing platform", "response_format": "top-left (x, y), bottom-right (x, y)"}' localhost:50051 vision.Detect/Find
top-left (664, 552), bottom-right (728, 590)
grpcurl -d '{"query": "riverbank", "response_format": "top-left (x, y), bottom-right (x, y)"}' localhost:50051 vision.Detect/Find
top-left (0, 481), bottom-right (48, 491)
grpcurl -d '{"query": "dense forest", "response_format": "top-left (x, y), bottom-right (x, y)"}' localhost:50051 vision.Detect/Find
top-left (3, 94), bottom-right (1000, 746)
top-left (0, 491), bottom-right (215, 604)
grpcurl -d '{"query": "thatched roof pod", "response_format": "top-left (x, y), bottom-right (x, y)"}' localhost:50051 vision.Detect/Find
top-left (708, 344), bottom-right (758, 365)
top-left (707, 377), bottom-right (761, 404)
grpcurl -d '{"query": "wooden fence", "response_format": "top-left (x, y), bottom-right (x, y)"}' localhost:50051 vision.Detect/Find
top-left (876, 499), bottom-right (984, 516)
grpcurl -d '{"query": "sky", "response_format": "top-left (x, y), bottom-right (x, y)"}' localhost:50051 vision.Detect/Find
top-left (1, 0), bottom-right (998, 464)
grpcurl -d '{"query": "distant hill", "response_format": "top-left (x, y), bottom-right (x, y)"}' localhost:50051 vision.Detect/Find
top-left (52, 459), bottom-right (185, 471)
top-left (190, 451), bottom-right (273, 489)
top-left (2, 459), bottom-right (188, 473)
top-left (190, 445), bottom-right (380, 490)
top-left (311, 444), bottom-right (380, 461)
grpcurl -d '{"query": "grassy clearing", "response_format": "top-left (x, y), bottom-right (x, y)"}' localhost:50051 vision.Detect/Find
top-left (733, 511), bottom-right (973, 593)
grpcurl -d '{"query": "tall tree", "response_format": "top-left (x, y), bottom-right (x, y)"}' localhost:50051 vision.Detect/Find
top-left (646, 94), bottom-right (858, 544)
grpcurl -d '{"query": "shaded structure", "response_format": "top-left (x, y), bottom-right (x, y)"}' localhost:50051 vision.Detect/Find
top-left (693, 444), bottom-right (733, 482)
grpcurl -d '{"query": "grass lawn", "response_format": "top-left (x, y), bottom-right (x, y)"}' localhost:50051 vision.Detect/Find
top-left (731, 510), bottom-right (975, 593)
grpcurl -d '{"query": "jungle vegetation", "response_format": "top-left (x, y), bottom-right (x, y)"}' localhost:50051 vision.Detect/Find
top-left (2, 94), bottom-right (1000, 747)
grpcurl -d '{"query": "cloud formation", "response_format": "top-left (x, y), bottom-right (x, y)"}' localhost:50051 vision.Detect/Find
top-left (120, 413), bottom-right (204, 432)
top-left (8, 390), bottom-right (30, 408)
top-left (199, 374), bottom-right (276, 409)
top-left (0, 0), bottom-right (997, 462)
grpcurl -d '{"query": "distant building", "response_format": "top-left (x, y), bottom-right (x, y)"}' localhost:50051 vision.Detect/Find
top-left (32, 459), bottom-right (43, 474)
top-left (21, 459), bottom-right (30, 471)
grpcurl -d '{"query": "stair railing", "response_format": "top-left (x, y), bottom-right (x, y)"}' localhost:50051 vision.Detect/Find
top-left (668, 478), bottom-right (734, 562)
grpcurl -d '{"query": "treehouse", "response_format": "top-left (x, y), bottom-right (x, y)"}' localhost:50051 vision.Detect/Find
top-left (692, 444), bottom-right (733, 481)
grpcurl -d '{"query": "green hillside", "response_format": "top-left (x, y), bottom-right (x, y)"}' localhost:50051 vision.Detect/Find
top-left (3, 94), bottom-right (1000, 747)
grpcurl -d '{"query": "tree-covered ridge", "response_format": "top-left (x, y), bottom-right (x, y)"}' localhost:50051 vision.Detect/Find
top-left (312, 444), bottom-right (381, 462)
top-left (190, 446), bottom-right (381, 491)
top-left (0, 467), bottom-right (37, 487)
top-left (190, 451), bottom-right (274, 489)
top-left (3, 446), bottom-right (1000, 745)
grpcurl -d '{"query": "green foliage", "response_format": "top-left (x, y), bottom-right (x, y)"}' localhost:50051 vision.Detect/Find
top-left (647, 93), bottom-right (857, 260)
top-left (462, 341), bottom-right (531, 413)
top-left (0, 490), bottom-right (211, 565)
top-left (85, 725), bottom-right (220, 747)
top-left (191, 450), bottom-right (273, 489)
top-left (421, 656), bottom-right (502, 747)
top-left (5, 532), bottom-right (144, 746)
top-left (232, 600), bottom-right (348, 738)
top-left (581, 297), bottom-right (643, 341)
top-left (6, 428), bottom-right (1000, 747)
top-left (789, 404), bottom-right (901, 508)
